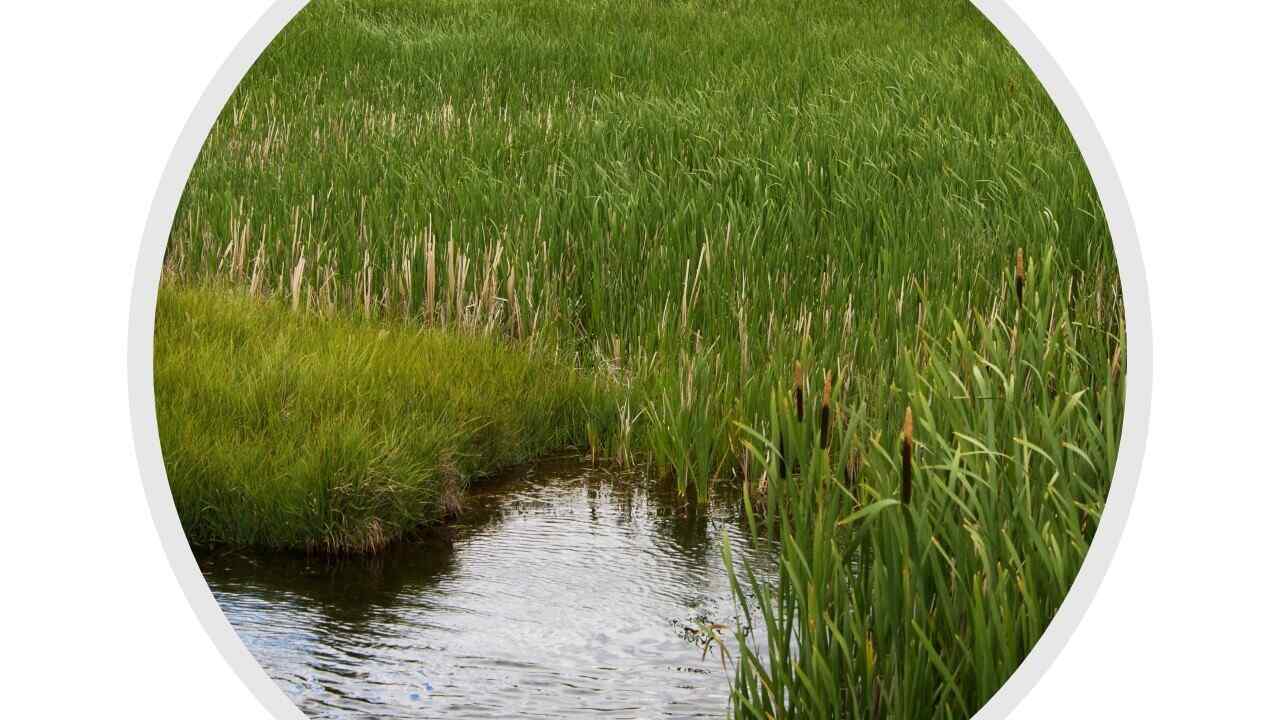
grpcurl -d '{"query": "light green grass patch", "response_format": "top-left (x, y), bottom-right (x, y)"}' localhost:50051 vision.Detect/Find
top-left (155, 285), bottom-right (613, 552)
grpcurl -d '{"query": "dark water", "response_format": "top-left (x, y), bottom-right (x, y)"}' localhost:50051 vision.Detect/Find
top-left (199, 457), bottom-right (778, 719)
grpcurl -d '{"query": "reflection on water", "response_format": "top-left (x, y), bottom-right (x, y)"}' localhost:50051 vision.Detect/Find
top-left (200, 457), bottom-right (778, 718)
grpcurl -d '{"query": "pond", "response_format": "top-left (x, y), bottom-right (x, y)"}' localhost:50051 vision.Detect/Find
top-left (199, 457), bottom-right (778, 718)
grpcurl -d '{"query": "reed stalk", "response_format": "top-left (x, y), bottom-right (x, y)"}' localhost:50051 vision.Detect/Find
top-left (819, 371), bottom-right (832, 450)
top-left (425, 233), bottom-right (436, 324)
top-left (901, 405), bottom-right (914, 505)
top-left (793, 360), bottom-right (804, 422)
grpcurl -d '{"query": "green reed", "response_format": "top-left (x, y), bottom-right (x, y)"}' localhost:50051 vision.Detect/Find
top-left (163, 0), bottom-right (1119, 488)
top-left (722, 246), bottom-right (1123, 718)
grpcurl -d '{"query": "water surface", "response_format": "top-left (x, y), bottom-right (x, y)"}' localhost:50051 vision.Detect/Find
top-left (200, 457), bottom-right (777, 718)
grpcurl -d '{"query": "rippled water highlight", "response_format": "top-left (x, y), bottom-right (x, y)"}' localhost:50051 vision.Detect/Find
top-left (200, 458), bottom-right (778, 718)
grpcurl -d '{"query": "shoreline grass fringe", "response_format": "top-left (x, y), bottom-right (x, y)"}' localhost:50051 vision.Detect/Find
top-left (721, 249), bottom-right (1124, 718)
top-left (155, 283), bottom-right (620, 553)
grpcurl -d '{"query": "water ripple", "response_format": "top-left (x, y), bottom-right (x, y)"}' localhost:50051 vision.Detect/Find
top-left (202, 459), bottom-right (777, 719)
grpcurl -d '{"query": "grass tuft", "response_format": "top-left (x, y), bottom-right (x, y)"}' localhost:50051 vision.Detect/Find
top-left (155, 284), bottom-right (616, 552)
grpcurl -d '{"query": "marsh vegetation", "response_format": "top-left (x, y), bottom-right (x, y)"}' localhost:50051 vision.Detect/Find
top-left (158, 1), bottom-right (1126, 717)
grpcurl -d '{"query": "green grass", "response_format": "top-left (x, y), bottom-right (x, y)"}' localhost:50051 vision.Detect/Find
top-left (155, 0), bottom-right (1126, 715)
top-left (155, 284), bottom-right (614, 552)
top-left (165, 0), bottom-right (1119, 492)
top-left (722, 246), bottom-right (1123, 719)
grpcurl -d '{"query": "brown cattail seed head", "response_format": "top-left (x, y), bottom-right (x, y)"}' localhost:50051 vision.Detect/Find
top-left (1015, 247), bottom-right (1025, 307)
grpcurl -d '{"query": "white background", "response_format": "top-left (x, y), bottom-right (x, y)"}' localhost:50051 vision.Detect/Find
top-left (1, 1), bottom-right (1276, 717)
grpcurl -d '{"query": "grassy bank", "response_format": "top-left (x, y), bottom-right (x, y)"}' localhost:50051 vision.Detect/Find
top-left (155, 285), bottom-right (612, 552)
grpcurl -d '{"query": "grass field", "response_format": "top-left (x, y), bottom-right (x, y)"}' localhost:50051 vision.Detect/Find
top-left (165, 0), bottom-right (1119, 492)
top-left (156, 0), bottom-right (1126, 716)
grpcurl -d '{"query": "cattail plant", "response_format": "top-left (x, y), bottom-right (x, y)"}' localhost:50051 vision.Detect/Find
top-left (425, 234), bottom-right (436, 324)
top-left (794, 360), bottom-right (805, 422)
top-left (819, 371), bottom-right (832, 449)
top-left (900, 405), bottom-right (914, 505)
top-left (776, 388), bottom-right (788, 479)
top-left (1015, 247), bottom-right (1025, 307)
